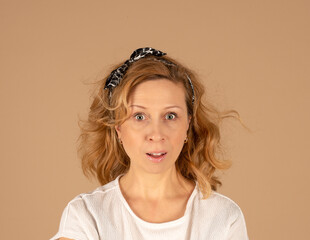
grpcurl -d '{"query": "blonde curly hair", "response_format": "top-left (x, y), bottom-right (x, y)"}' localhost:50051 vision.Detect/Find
top-left (78, 54), bottom-right (240, 199)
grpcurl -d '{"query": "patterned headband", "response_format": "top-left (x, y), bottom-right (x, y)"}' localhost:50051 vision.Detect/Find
top-left (104, 47), bottom-right (195, 104)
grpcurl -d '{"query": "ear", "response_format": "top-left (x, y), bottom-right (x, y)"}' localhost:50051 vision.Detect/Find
top-left (187, 115), bottom-right (192, 130)
top-left (115, 125), bottom-right (121, 138)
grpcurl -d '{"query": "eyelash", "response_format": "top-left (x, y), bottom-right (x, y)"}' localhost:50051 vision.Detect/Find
top-left (133, 112), bottom-right (178, 121)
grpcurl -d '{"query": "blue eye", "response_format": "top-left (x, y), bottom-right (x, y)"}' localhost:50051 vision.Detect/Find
top-left (165, 112), bottom-right (177, 120)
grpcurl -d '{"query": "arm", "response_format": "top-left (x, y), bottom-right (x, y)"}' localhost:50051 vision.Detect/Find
top-left (50, 198), bottom-right (99, 240)
top-left (226, 207), bottom-right (249, 240)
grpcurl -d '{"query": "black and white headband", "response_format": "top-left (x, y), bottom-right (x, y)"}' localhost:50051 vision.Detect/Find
top-left (104, 47), bottom-right (195, 104)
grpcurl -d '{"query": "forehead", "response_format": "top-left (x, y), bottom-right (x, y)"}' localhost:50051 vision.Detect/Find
top-left (128, 79), bottom-right (187, 108)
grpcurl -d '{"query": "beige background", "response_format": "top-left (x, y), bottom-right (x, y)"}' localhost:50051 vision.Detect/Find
top-left (1, 0), bottom-right (309, 239)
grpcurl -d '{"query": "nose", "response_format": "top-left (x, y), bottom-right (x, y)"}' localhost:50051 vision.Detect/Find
top-left (148, 134), bottom-right (165, 142)
top-left (147, 121), bottom-right (165, 142)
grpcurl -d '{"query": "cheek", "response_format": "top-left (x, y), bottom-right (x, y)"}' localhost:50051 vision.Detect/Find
top-left (168, 122), bottom-right (190, 135)
top-left (120, 130), bottom-right (140, 160)
top-left (119, 124), bottom-right (143, 154)
top-left (172, 131), bottom-right (187, 145)
top-left (121, 125), bottom-right (140, 143)
top-left (167, 123), bottom-right (188, 144)
top-left (161, 120), bottom-right (189, 133)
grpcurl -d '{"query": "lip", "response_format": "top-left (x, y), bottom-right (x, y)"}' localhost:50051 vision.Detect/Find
top-left (146, 152), bottom-right (167, 163)
top-left (146, 150), bottom-right (167, 154)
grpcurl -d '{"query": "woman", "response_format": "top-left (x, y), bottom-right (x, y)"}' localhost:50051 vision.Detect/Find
top-left (51, 47), bottom-right (249, 240)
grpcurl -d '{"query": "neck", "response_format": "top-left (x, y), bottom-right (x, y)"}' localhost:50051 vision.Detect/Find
top-left (119, 167), bottom-right (194, 201)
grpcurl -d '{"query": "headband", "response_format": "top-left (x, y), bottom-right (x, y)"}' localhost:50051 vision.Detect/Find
top-left (104, 47), bottom-right (195, 104)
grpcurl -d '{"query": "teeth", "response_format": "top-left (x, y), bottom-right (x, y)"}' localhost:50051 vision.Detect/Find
top-left (148, 152), bottom-right (165, 156)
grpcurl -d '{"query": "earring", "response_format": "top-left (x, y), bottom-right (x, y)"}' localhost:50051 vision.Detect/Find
top-left (184, 136), bottom-right (188, 143)
top-left (118, 138), bottom-right (123, 144)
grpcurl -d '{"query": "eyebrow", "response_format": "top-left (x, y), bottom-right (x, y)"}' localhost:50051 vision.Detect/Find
top-left (129, 105), bottom-right (183, 110)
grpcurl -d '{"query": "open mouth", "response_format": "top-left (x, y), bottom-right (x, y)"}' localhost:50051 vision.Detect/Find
top-left (146, 152), bottom-right (167, 163)
top-left (146, 152), bottom-right (167, 157)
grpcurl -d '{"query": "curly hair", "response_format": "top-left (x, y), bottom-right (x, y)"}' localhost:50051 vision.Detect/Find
top-left (78, 54), bottom-right (240, 199)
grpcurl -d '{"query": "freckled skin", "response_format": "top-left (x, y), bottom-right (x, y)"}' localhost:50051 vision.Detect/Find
top-left (115, 78), bottom-right (191, 175)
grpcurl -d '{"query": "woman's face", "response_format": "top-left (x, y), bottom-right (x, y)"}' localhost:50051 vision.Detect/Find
top-left (115, 78), bottom-right (191, 175)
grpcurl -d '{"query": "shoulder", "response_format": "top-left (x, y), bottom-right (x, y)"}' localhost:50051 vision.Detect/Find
top-left (196, 190), bottom-right (245, 223)
top-left (209, 191), bottom-right (243, 210)
top-left (66, 178), bottom-right (118, 212)
top-left (193, 190), bottom-right (248, 239)
top-left (57, 178), bottom-right (119, 224)
top-left (50, 179), bottom-right (120, 240)
top-left (207, 192), bottom-right (249, 239)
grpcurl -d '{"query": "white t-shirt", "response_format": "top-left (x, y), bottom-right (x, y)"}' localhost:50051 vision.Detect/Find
top-left (51, 175), bottom-right (249, 240)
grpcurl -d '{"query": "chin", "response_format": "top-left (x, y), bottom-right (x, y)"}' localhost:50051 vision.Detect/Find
top-left (141, 162), bottom-right (176, 175)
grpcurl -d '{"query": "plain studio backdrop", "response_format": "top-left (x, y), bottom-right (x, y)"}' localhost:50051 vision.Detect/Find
top-left (0, 0), bottom-right (309, 239)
